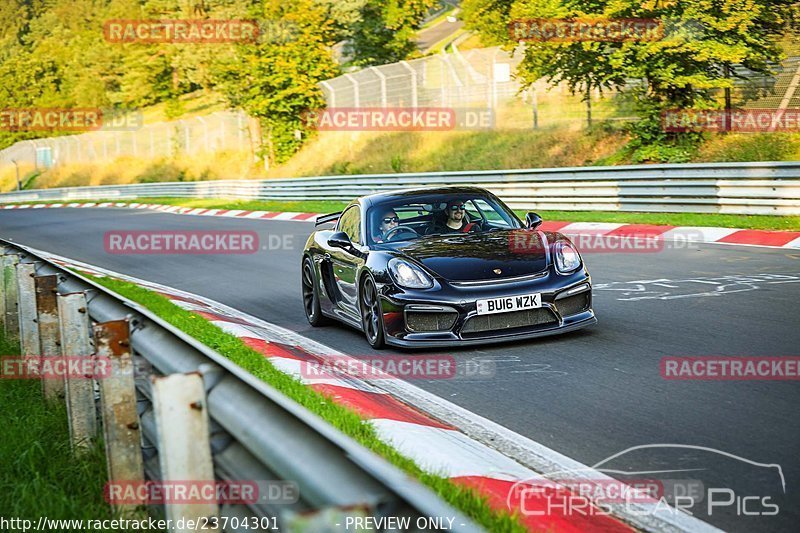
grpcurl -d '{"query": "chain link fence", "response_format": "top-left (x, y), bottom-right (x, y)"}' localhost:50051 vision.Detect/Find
top-left (320, 46), bottom-right (800, 131)
top-left (1, 46), bottom-right (798, 189)
top-left (0, 111), bottom-right (251, 187)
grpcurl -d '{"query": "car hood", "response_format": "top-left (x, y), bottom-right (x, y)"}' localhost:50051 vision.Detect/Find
top-left (392, 230), bottom-right (549, 282)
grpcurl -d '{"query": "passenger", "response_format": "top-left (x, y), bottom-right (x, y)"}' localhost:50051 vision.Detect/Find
top-left (428, 199), bottom-right (479, 234)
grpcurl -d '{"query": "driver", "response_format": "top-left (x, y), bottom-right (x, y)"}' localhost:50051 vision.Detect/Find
top-left (372, 209), bottom-right (399, 243)
top-left (428, 199), bottom-right (478, 234)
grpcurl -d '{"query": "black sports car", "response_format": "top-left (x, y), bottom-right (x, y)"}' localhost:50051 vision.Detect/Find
top-left (301, 186), bottom-right (596, 348)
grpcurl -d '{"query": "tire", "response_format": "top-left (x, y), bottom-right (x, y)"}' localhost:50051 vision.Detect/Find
top-left (359, 275), bottom-right (386, 349)
top-left (301, 257), bottom-right (328, 327)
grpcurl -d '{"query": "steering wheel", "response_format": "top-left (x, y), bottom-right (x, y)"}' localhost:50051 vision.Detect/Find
top-left (383, 225), bottom-right (419, 241)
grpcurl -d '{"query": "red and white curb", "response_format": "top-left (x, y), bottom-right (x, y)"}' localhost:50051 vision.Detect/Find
top-left (3, 201), bottom-right (799, 249)
top-left (539, 221), bottom-right (800, 250)
top-left (0, 201), bottom-right (320, 222)
top-left (27, 247), bottom-right (720, 533)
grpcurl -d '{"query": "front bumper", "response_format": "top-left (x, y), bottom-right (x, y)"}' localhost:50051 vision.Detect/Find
top-left (378, 269), bottom-right (596, 348)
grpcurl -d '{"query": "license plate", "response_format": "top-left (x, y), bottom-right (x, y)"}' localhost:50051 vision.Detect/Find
top-left (476, 293), bottom-right (541, 315)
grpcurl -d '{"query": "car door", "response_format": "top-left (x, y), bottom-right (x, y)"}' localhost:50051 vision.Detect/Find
top-left (330, 205), bottom-right (364, 318)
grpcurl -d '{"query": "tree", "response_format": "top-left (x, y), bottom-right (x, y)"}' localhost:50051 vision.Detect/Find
top-left (462, 0), bottom-right (515, 46)
top-left (212, 0), bottom-right (339, 164)
top-left (346, 0), bottom-right (436, 66)
top-left (462, 0), bottom-right (796, 161)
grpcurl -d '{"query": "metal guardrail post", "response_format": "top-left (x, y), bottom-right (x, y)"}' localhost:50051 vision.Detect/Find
top-left (58, 292), bottom-right (97, 453)
top-left (151, 372), bottom-right (220, 530)
top-left (35, 274), bottom-right (64, 400)
top-left (1, 238), bottom-right (481, 531)
top-left (94, 319), bottom-right (144, 516)
top-left (3, 253), bottom-right (20, 340)
top-left (16, 262), bottom-right (39, 356)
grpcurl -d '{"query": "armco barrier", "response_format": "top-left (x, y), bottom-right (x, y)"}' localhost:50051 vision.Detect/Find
top-left (0, 239), bottom-right (479, 531)
top-left (0, 161), bottom-right (798, 215)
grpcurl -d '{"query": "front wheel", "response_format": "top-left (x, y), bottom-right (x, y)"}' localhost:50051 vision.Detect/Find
top-left (359, 276), bottom-right (386, 349)
top-left (302, 257), bottom-right (328, 326)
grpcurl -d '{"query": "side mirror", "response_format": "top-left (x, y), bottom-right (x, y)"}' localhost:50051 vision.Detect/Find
top-left (327, 231), bottom-right (352, 250)
top-left (525, 212), bottom-right (542, 230)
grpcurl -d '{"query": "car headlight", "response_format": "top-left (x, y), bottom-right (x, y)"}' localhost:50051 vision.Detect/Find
top-left (554, 240), bottom-right (581, 273)
top-left (388, 258), bottom-right (433, 289)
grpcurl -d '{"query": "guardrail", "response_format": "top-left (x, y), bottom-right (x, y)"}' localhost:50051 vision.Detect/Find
top-left (0, 161), bottom-right (799, 215)
top-left (0, 239), bottom-right (479, 532)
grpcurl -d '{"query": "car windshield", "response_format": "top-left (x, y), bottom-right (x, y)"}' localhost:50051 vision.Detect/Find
top-left (367, 193), bottom-right (522, 245)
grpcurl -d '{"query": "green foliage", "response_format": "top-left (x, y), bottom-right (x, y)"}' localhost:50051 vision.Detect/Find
top-left (164, 97), bottom-right (186, 120)
top-left (346, 0), bottom-right (437, 66)
top-left (0, 0), bottom-right (342, 165)
top-left (462, 0), bottom-right (515, 46)
top-left (212, 0), bottom-right (339, 164)
top-left (462, 0), bottom-right (795, 160)
top-left (315, 0), bottom-right (367, 41)
top-left (390, 154), bottom-right (406, 172)
top-left (0, 332), bottom-right (122, 527)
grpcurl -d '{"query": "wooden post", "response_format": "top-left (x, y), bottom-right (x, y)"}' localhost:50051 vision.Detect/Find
top-left (3, 254), bottom-right (20, 340)
top-left (16, 263), bottom-right (40, 356)
top-left (94, 319), bottom-right (144, 516)
top-left (58, 292), bottom-right (97, 453)
top-left (35, 275), bottom-right (63, 400)
top-left (151, 373), bottom-right (220, 532)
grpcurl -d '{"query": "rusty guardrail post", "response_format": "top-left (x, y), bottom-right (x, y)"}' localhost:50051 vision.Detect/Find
top-left (3, 253), bottom-right (20, 340)
top-left (152, 373), bottom-right (220, 531)
top-left (16, 262), bottom-right (40, 356)
top-left (58, 292), bottom-right (97, 453)
top-left (94, 319), bottom-right (144, 516)
top-left (35, 274), bottom-right (63, 400)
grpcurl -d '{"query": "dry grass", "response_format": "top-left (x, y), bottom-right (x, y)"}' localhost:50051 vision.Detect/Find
top-left (139, 90), bottom-right (230, 124)
top-left (21, 150), bottom-right (253, 191)
top-left (695, 132), bottom-right (800, 163)
top-left (267, 125), bottom-right (629, 178)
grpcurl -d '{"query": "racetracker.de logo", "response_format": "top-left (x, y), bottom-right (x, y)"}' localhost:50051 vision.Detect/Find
top-left (103, 19), bottom-right (260, 44)
top-left (104, 481), bottom-right (263, 505)
top-left (508, 230), bottom-right (668, 254)
top-left (1, 108), bottom-right (100, 132)
top-left (509, 18), bottom-right (663, 42)
top-left (662, 109), bottom-right (800, 133)
top-left (104, 231), bottom-right (259, 254)
top-left (301, 355), bottom-right (457, 380)
top-left (1, 356), bottom-right (111, 379)
top-left (661, 356), bottom-right (800, 380)
top-left (304, 107), bottom-right (494, 131)
top-left (0, 108), bottom-right (142, 132)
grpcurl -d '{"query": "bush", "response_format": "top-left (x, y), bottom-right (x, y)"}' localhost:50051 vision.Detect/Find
top-left (138, 161), bottom-right (187, 183)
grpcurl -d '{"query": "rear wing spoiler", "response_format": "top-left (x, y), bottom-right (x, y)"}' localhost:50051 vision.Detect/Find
top-left (315, 212), bottom-right (341, 226)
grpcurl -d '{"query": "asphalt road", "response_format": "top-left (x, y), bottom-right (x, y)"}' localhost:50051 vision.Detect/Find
top-left (2, 208), bottom-right (798, 532)
top-left (417, 12), bottom-right (464, 51)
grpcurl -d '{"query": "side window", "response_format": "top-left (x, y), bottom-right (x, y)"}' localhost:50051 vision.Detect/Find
top-left (464, 200), bottom-right (482, 221)
top-left (473, 199), bottom-right (508, 225)
top-left (337, 206), bottom-right (361, 243)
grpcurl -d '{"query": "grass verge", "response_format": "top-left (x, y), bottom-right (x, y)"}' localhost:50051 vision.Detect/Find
top-left (8, 197), bottom-right (797, 231)
top-left (83, 275), bottom-right (528, 532)
top-left (0, 332), bottom-right (120, 526)
top-left (526, 210), bottom-right (800, 232)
